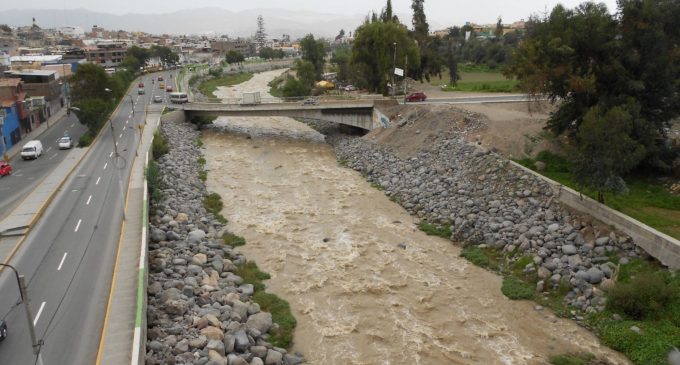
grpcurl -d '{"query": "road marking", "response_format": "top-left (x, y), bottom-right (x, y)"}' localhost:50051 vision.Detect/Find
top-left (78, 174), bottom-right (87, 177)
top-left (116, 142), bottom-right (118, 146)
top-left (74, 219), bottom-right (82, 232)
top-left (49, 153), bottom-right (58, 160)
top-left (71, 123), bottom-right (75, 127)
top-left (87, 195), bottom-right (92, 205)
top-left (126, 120), bottom-right (129, 124)
top-left (46, 146), bottom-right (53, 153)
top-left (104, 162), bottom-right (108, 170)
top-left (109, 152), bottom-right (113, 157)
top-left (96, 176), bottom-right (101, 185)
top-left (71, 189), bottom-right (78, 192)
top-left (33, 302), bottom-right (46, 325)
top-left (119, 133), bottom-right (123, 139)
top-left (58, 253), bottom-right (68, 271)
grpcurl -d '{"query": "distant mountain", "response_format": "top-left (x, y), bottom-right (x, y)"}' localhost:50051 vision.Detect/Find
top-left (0, 7), bottom-right (379, 38)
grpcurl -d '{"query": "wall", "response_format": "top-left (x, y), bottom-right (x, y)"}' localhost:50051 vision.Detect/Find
top-left (509, 160), bottom-right (680, 270)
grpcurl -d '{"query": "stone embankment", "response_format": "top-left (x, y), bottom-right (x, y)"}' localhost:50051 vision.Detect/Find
top-left (145, 118), bottom-right (304, 365)
top-left (330, 119), bottom-right (646, 314)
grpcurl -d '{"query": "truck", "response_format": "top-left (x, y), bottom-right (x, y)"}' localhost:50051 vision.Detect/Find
top-left (240, 92), bottom-right (261, 105)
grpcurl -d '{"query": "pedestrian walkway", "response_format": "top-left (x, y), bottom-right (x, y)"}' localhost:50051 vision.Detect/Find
top-left (97, 106), bottom-right (161, 365)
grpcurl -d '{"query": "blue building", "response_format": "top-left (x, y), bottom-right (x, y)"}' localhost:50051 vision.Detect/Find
top-left (1, 102), bottom-right (21, 154)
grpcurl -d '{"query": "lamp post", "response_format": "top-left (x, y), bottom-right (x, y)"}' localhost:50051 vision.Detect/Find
top-left (103, 88), bottom-right (120, 158)
top-left (392, 42), bottom-right (397, 97)
top-left (0, 264), bottom-right (45, 365)
top-left (128, 94), bottom-right (134, 116)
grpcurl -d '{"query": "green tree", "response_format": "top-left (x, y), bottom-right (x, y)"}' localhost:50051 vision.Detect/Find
top-left (280, 76), bottom-right (311, 97)
top-left (446, 46), bottom-right (460, 85)
top-left (255, 15), bottom-right (267, 48)
top-left (225, 50), bottom-right (245, 64)
top-left (126, 46), bottom-right (150, 66)
top-left (411, 0), bottom-right (429, 45)
top-left (380, 0), bottom-right (399, 23)
top-left (350, 21), bottom-right (420, 94)
top-left (259, 47), bottom-right (275, 59)
top-left (70, 63), bottom-right (113, 102)
top-left (295, 59), bottom-right (316, 87)
top-left (331, 47), bottom-right (352, 83)
top-left (495, 17), bottom-right (503, 39)
top-left (299, 34), bottom-right (326, 79)
top-left (72, 98), bottom-right (110, 131)
top-left (150, 45), bottom-right (179, 66)
top-left (571, 104), bottom-right (646, 202)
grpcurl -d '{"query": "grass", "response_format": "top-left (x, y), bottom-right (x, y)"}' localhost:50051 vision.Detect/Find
top-left (203, 192), bottom-right (227, 224)
top-left (197, 156), bottom-right (207, 182)
top-left (501, 276), bottom-right (535, 300)
top-left (370, 182), bottom-right (384, 191)
top-left (515, 151), bottom-right (680, 240)
top-left (152, 131), bottom-right (169, 159)
top-left (268, 74), bottom-right (287, 97)
top-left (460, 246), bottom-right (494, 269)
top-left (426, 65), bottom-right (519, 93)
top-left (198, 72), bottom-right (253, 97)
top-left (234, 261), bottom-right (297, 348)
top-left (222, 232), bottom-right (246, 247)
top-left (441, 79), bottom-right (519, 93)
top-left (146, 159), bottom-right (163, 202)
top-left (549, 353), bottom-right (596, 365)
top-left (417, 221), bottom-right (452, 238)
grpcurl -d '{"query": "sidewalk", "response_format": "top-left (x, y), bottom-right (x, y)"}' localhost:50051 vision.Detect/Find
top-left (98, 105), bottom-right (162, 365)
top-left (5, 106), bottom-right (68, 160)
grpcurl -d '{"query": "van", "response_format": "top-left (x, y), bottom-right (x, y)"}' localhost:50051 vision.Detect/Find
top-left (169, 92), bottom-right (188, 104)
top-left (21, 140), bottom-right (43, 160)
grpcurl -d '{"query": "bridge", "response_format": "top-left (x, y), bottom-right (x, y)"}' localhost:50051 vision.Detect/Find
top-left (182, 99), bottom-right (399, 130)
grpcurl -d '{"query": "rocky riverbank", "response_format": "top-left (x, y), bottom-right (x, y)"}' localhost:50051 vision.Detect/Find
top-left (145, 117), bottom-right (304, 365)
top-left (328, 111), bottom-right (646, 314)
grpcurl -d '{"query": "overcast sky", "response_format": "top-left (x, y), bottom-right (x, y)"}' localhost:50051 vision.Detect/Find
top-left (13, 0), bottom-right (619, 25)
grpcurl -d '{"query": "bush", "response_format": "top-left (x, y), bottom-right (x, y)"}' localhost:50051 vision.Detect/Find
top-left (146, 160), bottom-right (163, 202)
top-left (417, 221), bottom-right (452, 238)
top-left (222, 232), bottom-right (246, 247)
top-left (152, 131), bottom-right (169, 159)
top-left (549, 353), bottom-right (596, 365)
top-left (190, 116), bottom-right (216, 129)
top-left (607, 272), bottom-right (678, 320)
top-left (253, 292), bottom-right (297, 349)
top-left (78, 131), bottom-right (95, 147)
top-left (501, 276), bottom-right (534, 300)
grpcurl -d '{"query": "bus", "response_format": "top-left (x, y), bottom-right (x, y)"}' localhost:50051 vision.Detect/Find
top-left (169, 92), bottom-right (188, 104)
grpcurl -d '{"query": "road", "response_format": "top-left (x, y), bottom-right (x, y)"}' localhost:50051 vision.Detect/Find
top-left (0, 114), bottom-right (88, 222)
top-left (0, 69), bottom-right (177, 365)
top-left (420, 94), bottom-right (535, 104)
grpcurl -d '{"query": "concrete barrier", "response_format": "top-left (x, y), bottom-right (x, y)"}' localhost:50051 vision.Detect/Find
top-left (509, 160), bottom-right (680, 270)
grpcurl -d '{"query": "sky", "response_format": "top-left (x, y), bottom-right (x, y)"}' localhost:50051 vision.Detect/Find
top-left (14, 0), bottom-right (620, 26)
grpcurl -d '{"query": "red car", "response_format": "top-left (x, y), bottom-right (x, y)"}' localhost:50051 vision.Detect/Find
top-left (0, 161), bottom-right (12, 177)
top-left (405, 92), bottom-right (427, 102)
top-left (138, 82), bottom-right (144, 88)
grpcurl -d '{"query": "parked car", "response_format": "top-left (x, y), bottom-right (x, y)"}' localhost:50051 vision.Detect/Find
top-left (405, 92), bottom-right (427, 102)
top-left (344, 85), bottom-right (356, 92)
top-left (0, 161), bottom-right (12, 177)
top-left (302, 98), bottom-right (319, 105)
top-left (166, 85), bottom-right (173, 92)
top-left (0, 319), bottom-right (7, 341)
top-left (21, 140), bottom-right (43, 160)
top-left (153, 95), bottom-right (163, 103)
top-left (58, 136), bottom-right (73, 150)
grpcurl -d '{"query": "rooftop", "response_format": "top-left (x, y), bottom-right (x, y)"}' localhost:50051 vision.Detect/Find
top-left (0, 78), bottom-right (22, 87)
top-left (10, 55), bottom-right (62, 63)
top-left (5, 69), bottom-right (57, 76)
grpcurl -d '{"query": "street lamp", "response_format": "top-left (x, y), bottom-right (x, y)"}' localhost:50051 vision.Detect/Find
top-left (103, 88), bottom-right (121, 158)
top-left (0, 264), bottom-right (45, 365)
top-left (392, 42), bottom-right (397, 97)
top-left (128, 94), bottom-right (134, 116)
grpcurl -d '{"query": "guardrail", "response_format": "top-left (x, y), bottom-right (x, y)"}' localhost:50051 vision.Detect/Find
top-left (191, 94), bottom-right (391, 105)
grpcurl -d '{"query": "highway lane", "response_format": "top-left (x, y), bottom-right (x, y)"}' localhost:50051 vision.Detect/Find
top-left (0, 69), bottom-right (177, 365)
top-left (0, 114), bottom-right (88, 222)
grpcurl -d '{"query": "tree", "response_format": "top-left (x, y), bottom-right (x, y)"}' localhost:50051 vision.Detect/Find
top-left (350, 21), bottom-right (420, 94)
top-left (446, 46), bottom-right (460, 85)
top-left (225, 50), bottom-right (245, 65)
top-left (411, 0), bottom-right (429, 45)
top-left (254, 15), bottom-right (266, 49)
top-left (335, 29), bottom-right (345, 41)
top-left (126, 46), bottom-right (150, 66)
top-left (280, 76), bottom-right (311, 97)
top-left (259, 47), bottom-right (275, 59)
top-left (150, 45), bottom-right (179, 66)
top-left (331, 47), bottom-right (352, 83)
top-left (72, 98), bottom-right (110, 131)
top-left (295, 60), bottom-right (317, 87)
top-left (571, 104), bottom-right (646, 202)
top-left (299, 34), bottom-right (326, 79)
top-left (70, 63), bottom-right (113, 102)
top-left (380, 0), bottom-right (398, 23)
top-left (495, 17), bottom-right (503, 39)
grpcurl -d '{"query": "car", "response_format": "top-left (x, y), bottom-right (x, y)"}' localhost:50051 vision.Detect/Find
top-left (166, 85), bottom-right (173, 92)
top-left (21, 140), bottom-right (43, 160)
top-left (138, 88), bottom-right (145, 95)
top-left (0, 319), bottom-right (7, 341)
top-left (302, 98), bottom-right (318, 105)
top-left (158, 76), bottom-right (164, 81)
top-left (58, 136), bottom-right (73, 149)
top-left (0, 161), bottom-right (12, 177)
top-left (153, 95), bottom-right (163, 103)
top-left (159, 82), bottom-right (165, 89)
top-left (344, 85), bottom-right (356, 92)
top-left (405, 91), bottom-right (427, 102)
top-left (138, 82), bottom-right (144, 88)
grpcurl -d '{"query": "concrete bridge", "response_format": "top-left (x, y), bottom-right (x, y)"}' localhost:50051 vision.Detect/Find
top-left (182, 99), bottom-right (399, 130)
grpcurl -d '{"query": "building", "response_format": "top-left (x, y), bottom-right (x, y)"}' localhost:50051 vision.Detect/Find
top-left (210, 39), bottom-right (254, 56)
top-left (4, 69), bottom-right (61, 103)
top-left (0, 78), bottom-right (29, 150)
top-left (84, 41), bottom-right (128, 67)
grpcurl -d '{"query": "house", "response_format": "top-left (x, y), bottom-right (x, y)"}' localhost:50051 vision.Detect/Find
top-left (0, 79), bottom-right (28, 152)
top-left (3, 69), bottom-right (61, 103)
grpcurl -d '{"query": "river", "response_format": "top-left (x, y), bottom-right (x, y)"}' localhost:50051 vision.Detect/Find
top-left (202, 116), bottom-right (628, 365)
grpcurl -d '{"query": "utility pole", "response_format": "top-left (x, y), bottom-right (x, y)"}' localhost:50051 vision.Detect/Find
top-left (392, 42), bottom-right (397, 97)
top-left (128, 94), bottom-right (135, 116)
top-left (0, 264), bottom-right (45, 365)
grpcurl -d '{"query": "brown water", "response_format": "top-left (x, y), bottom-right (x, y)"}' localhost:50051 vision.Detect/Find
top-left (203, 117), bottom-right (629, 365)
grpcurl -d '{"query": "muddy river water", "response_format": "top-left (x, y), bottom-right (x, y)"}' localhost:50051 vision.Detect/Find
top-left (202, 116), bottom-right (628, 365)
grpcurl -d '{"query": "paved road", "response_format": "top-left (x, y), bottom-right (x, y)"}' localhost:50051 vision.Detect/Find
top-left (418, 94), bottom-right (535, 104)
top-left (0, 70), bottom-right (177, 365)
top-left (0, 114), bottom-right (88, 222)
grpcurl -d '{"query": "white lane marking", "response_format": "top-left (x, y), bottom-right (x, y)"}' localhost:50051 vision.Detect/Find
top-left (74, 219), bottom-right (82, 232)
top-left (77, 174), bottom-right (86, 177)
top-left (57, 253), bottom-right (68, 271)
top-left (96, 176), bottom-right (101, 185)
top-left (126, 120), bottom-right (129, 124)
top-left (103, 162), bottom-right (108, 170)
top-left (33, 302), bottom-right (46, 325)
top-left (14, 174), bottom-right (23, 177)
top-left (109, 152), bottom-right (113, 157)
top-left (70, 123), bottom-right (75, 127)
top-left (46, 146), bottom-right (53, 152)
top-left (71, 189), bottom-right (78, 192)
top-left (116, 142), bottom-right (118, 146)
top-left (119, 133), bottom-right (123, 139)
top-left (86, 195), bottom-right (92, 205)
top-left (49, 153), bottom-right (58, 160)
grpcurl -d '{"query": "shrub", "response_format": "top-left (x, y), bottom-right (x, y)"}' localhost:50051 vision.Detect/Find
top-left (417, 221), bottom-right (452, 238)
top-left (222, 232), bottom-right (246, 247)
top-left (78, 132), bottom-right (95, 147)
top-left (501, 276), bottom-right (534, 300)
top-left (606, 272), bottom-right (678, 320)
top-left (146, 160), bottom-right (163, 202)
top-left (203, 192), bottom-right (227, 223)
top-left (191, 116), bottom-right (216, 129)
top-left (549, 353), bottom-right (596, 365)
top-left (152, 131), bottom-right (169, 159)
top-left (253, 291), bottom-right (297, 349)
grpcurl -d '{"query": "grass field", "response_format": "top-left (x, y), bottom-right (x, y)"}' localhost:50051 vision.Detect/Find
top-left (431, 64), bottom-right (520, 93)
top-left (198, 72), bottom-right (253, 97)
top-left (516, 151), bottom-right (680, 240)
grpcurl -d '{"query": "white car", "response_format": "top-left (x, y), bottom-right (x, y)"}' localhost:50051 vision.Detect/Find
top-left (58, 136), bottom-right (73, 149)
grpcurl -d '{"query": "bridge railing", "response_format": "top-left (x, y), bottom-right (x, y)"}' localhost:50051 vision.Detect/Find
top-left (191, 94), bottom-right (389, 105)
